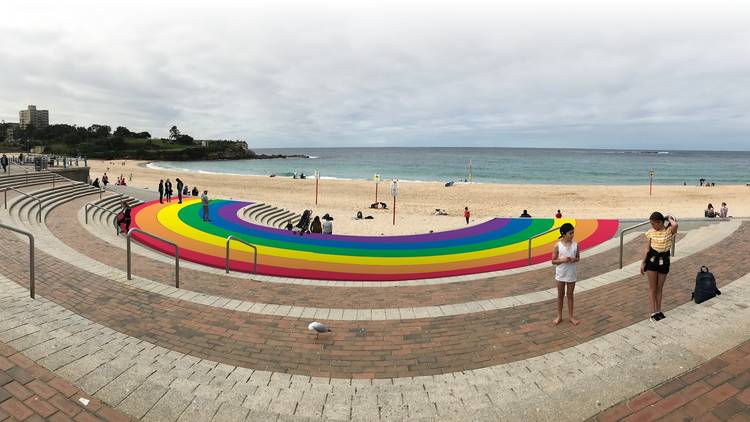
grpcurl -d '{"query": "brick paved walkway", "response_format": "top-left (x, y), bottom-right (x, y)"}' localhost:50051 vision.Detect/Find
top-left (0, 215), bottom-right (746, 378)
top-left (592, 339), bottom-right (750, 421)
top-left (52, 195), bottom-right (652, 309)
top-left (0, 339), bottom-right (130, 421)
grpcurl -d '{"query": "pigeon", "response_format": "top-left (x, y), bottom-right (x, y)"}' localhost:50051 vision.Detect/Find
top-left (308, 321), bottom-right (332, 339)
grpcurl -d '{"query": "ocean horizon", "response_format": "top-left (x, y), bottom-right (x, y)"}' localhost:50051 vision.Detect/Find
top-left (148, 147), bottom-right (750, 186)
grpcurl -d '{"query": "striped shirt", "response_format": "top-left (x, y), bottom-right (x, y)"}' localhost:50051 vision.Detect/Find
top-left (646, 228), bottom-right (674, 253)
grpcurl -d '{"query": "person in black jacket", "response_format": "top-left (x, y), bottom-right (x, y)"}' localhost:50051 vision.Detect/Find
top-left (176, 178), bottom-right (184, 204)
top-left (158, 180), bottom-right (164, 203)
top-left (0, 154), bottom-right (8, 173)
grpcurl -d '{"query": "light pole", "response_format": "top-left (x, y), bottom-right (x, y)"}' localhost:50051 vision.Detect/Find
top-left (314, 170), bottom-right (320, 205)
top-left (374, 173), bottom-right (380, 203)
top-left (391, 179), bottom-right (399, 225)
top-left (648, 169), bottom-right (655, 196)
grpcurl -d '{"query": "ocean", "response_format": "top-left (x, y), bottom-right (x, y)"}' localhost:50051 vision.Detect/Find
top-left (149, 147), bottom-right (750, 185)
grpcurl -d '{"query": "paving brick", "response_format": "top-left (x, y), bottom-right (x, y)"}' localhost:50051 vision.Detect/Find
top-left (0, 397), bottom-right (34, 420)
top-left (24, 395), bottom-right (58, 418)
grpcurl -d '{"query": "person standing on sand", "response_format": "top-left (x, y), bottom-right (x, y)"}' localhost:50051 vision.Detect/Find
top-left (641, 212), bottom-right (678, 322)
top-left (551, 223), bottom-right (580, 326)
top-left (102, 173), bottom-right (109, 187)
top-left (176, 178), bottom-right (184, 204)
top-left (201, 190), bottom-right (211, 222)
top-left (158, 180), bottom-right (164, 204)
top-left (165, 179), bottom-right (173, 203)
top-left (1, 154), bottom-right (8, 173)
top-left (464, 207), bottom-right (470, 224)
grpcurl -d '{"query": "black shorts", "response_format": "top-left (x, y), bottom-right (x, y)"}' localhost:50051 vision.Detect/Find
top-left (644, 248), bottom-right (670, 274)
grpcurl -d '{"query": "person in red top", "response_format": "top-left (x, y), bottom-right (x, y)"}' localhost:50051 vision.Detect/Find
top-left (555, 210), bottom-right (563, 218)
top-left (464, 207), bottom-right (470, 224)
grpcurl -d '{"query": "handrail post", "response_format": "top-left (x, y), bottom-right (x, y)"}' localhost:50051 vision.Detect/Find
top-left (0, 223), bottom-right (35, 299)
top-left (618, 220), bottom-right (650, 269)
top-left (226, 235), bottom-right (258, 274)
top-left (527, 238), bottom-right (532, 265)
top-left (127, 228), bottom-right (180, 288)
top-left (527, 225), bottom-right (562, 266)
top-left (127, 234), bottom-right (132, 279)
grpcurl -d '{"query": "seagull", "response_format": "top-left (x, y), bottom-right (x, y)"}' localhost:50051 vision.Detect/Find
top-left (308, 321), bottom-right (332, 339)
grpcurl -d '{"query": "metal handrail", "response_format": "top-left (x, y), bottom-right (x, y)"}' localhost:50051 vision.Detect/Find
top-left (619, 220), bottom-right (650, 268)
top-left (226, 235), bottom-right (258, 274)
top-left (528, 226), bottom-right (561, 265)
top-left (85, 202), bottom-right (122, 235)
top-left (0, 223), bottom-right (35, 298)
top-left (100, 185), bottom-right (124, 200)
top-left (2, 187), bottom-right (42, 223)
top-left (127, 228), bottom-right (180, 288)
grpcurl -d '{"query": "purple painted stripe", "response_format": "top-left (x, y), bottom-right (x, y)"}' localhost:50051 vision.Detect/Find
top-left (219, 201), bottom-right (511, 243)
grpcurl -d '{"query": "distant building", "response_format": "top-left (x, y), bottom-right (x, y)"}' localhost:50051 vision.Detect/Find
top-left (19, 105), bottom-right (49, 129)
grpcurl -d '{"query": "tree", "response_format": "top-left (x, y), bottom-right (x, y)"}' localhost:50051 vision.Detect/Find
top-left (88, 124), bottom-right (111, 138)
top-left (175, 134), bottom-right (194, 145)
top-left (169, 125), bottom-right (180, 141)
top-left (113, 126), bottom-right (132, 137)
top-left (133, 131), bottom-right (151, 139)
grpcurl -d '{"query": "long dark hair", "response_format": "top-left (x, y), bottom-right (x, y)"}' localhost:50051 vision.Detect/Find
top-left (649, 211), bottom-right (670, 228)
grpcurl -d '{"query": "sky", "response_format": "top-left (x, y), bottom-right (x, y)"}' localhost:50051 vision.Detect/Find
top-left (1, 0), bottom-right (749, 150)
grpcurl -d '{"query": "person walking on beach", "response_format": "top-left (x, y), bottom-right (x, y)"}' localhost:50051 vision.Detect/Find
top-left (641, 212), bottom-right (678, 321)
top-left (464, 207), bottom-right (470, 224)
top-left (165, 179), bottom-right (173, 203)
top-left (158, 180), bottom-right (164, 204)
top-left (102, 173), bottom-right (109, 187)
top-left (176, 178), bottom-right (184, 204)
top-left (1, 154), bottom-right (8, 173)
top-left (201, 190), bottom-right (211, 222)
top-left (551, 223), bottom-right (580, 325)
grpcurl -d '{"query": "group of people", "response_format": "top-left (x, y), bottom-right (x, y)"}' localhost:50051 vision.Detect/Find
top-left (286, 211), bottom-right (333, 235)
top-left (157, 178), bottom-right (200, 204)
top-left (552, 211), bottom-right (679, 325)
top-left (705, 202), bottom-right (729, 218)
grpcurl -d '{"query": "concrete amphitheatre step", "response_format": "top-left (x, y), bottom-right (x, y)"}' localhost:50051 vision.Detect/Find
top-left (0, 254), bottom-right (748, 421)
top-left (241, 202), bottom-right (301, 228)
top-left (2, 181), bottom-right (744, 320)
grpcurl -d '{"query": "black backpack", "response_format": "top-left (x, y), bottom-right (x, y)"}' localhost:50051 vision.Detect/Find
top-left (692, 266), bottom-right (721, 304)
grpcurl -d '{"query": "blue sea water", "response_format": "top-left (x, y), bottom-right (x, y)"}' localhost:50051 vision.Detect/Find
top-left (149, 147), bottom-right (750, 185)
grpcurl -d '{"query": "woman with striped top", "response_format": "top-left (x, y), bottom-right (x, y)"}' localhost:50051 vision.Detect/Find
top-left (640, 212), bottom-right (678, 322)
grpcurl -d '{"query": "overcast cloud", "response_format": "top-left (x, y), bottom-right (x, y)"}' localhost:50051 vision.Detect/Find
top-left (2, 0), bottom-right (749, 149)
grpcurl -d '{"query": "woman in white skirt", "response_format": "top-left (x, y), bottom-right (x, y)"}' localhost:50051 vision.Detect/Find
top-left (551, 223), bottom-right (580, 325)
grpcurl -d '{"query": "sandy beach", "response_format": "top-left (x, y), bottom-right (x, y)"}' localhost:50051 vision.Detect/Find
top-left (85, 159), bottom-right (748, 236)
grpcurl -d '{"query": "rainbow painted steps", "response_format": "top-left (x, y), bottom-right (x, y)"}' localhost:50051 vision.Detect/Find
top-left (130, 199), bottom-right (618, 281)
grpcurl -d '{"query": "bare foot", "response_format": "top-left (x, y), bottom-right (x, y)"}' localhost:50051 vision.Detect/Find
top-left (569, 317), bottom-right (580, 326)
top-left (552, 317), bottom-right (562, 325)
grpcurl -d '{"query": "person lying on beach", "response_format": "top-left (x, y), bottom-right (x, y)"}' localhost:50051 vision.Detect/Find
top-left (433, 209), bottom-right (448, 216)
